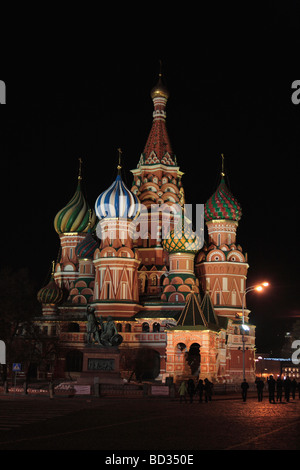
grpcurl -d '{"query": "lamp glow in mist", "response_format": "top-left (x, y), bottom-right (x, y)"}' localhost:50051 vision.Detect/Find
top-left (241, 282), bottom-right (270, 380)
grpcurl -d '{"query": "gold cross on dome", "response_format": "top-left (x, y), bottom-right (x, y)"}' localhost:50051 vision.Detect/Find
top-left (117, 148), bottom-right (122, 172)
top-left (78, 157), bottom-right (83, 181)
top-left (221, 153), bottom-right (225, 177)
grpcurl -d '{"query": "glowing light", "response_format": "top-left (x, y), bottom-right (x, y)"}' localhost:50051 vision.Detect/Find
top-left (262, 282), bottom-right (269, 287)
top-left (255, 285), bottom-right (263, 291)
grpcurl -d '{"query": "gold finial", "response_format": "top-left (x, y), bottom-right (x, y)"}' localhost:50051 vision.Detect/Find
top-left (117, 148), bottom-right (122, 173)
top-left (78, 157), bottom-right (83, 181)
top-left (221, 154), bottom-right (225, 177)
top-left (150, 60), bottom-right (170, 100)
top-left (159, 59), bottom-right (163, 77)
top-left (51, 260), bottom-right (55, 276)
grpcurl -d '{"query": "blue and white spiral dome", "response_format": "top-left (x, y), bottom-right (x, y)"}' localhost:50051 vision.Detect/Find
top-left (95, 174), bottom-right (140, 220)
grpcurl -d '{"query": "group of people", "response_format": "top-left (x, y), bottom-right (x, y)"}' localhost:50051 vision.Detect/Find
top-left (178, 378), bottom-right (213, 403)
top-left (241, 375), bottom-right (299, 403)
top-left (178, 375), bottom-right (300, 404)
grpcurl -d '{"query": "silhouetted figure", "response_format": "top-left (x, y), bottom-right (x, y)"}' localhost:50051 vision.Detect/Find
top-left (267, 375), bottom-right (276, 403)
top-left (241, 379), bottom-right (249, 402)
top-left (284, 377), bottom-right (292, 402)
top-left (255, 378), bottom-right (264, 402)
top-left (204, 378), bottom-right (213, 402)
top-left (291, 379), bottom-right (297, 399)
top-left (276, 377), bottom-right (283, 402)
top-left (187, 379), bottom-right (195, 403)
top-left (195, 379), bottom-right (204, 403)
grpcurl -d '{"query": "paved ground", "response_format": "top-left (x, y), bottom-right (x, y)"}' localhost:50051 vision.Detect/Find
top-left (0, 392), bottom-right (299, 454)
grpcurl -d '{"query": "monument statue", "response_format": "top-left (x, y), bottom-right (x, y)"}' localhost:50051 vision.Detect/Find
top-left (86, 305), bottom-right (101, 344)
top-left (86, 305), bottom-right (123, 347)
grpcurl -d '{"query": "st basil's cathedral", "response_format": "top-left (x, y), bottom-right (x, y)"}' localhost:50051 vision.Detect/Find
top-left (36, 71), bottom-right (256, 384)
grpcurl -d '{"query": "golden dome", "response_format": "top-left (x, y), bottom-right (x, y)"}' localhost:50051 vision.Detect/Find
top-left (150, 74), bottom-right (170, 100)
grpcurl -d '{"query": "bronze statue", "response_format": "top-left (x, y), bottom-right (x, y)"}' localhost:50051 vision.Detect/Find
top-left (99, 315), bottom-right (123, 347)
top-left (86, 305), bottom-right (101, 344)
top-left (86, 306), bottom-right (123, 347)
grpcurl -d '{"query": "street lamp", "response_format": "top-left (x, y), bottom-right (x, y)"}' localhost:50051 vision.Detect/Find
top-left (241, 282), bottom-right (269, 381)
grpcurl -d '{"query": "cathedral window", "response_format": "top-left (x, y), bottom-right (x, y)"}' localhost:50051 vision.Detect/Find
top-left (216, 293), bottom-right (220, 305)
top-left (106, 283), bottom-right (110, 299)
top-left (142, 322), bottom-right (150, 332)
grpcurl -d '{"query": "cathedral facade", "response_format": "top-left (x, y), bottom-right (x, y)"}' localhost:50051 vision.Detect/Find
top-left (36, 73), bottom-right (256, 384)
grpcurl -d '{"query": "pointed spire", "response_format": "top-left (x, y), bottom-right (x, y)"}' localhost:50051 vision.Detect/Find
top-left (140, 63), bottom-right (175, 166)
top-left (177, 293), bottom-right (208, 328)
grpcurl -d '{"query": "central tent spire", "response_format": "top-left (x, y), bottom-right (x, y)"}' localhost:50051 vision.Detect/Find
top-left (138, 63), bottom-right (176, 167)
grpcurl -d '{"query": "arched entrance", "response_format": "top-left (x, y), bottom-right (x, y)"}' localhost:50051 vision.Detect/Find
top-left (135, 348), bottom-right (160, 381)
top-left (187, 343), bottom-right (201, 375)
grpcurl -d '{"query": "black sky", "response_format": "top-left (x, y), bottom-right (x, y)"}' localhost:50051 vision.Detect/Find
top-left (0, 5), bottom-right (300, 354)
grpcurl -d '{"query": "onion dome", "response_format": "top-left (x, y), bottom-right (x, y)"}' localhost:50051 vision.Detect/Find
top-left (75, 230), bottom-right (98, 259)
top-left (205, 176), bottom-right (242, 222)
top-left (163, 218), bottom-right (202, 254)
top-left (150, 74), bottom-right (170, 100)
top-left (95, 172), bottom-right (140, 220)
top-left (54, 177), bottom-right (97, 234)
top-left (37, 263), bottom-right (64, 304)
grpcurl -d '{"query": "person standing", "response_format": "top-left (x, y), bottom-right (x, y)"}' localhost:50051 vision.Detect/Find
top-left (276, 377), bottom-right (283, 402)
top-left (241, 379), bottom-right (249, 402)
top-left (267, 375), bottom-right (276, 403)
top-left (178, 380), bottom-right (188, 403)
top-left (195, 379), bottom-right (204, 403)
top-left (284, 377), bottom-right (291, 402)
top-left (204, 378), bottom-right (213, 402)
top-left (187, 379), bottom-right (195, 403)
top-left (255, 377), bottom-right (264, 402)
top-left (291, 379), bottom-right (297, 400)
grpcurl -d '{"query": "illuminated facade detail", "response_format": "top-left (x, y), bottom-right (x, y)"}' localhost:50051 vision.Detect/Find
top-left (36, 74), bottom-right (256, 384)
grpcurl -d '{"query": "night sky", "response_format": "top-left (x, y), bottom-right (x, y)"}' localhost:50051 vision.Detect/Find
top-left (1, 11), bottom-right (299, 354)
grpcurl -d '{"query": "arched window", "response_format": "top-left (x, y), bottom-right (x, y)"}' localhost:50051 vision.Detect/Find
top-left (153, 322), bottom-right (160, 332)
top-left (125, 323), bottom-right (131, 332)
top-left (142, 322), bottom-right (150, 332)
